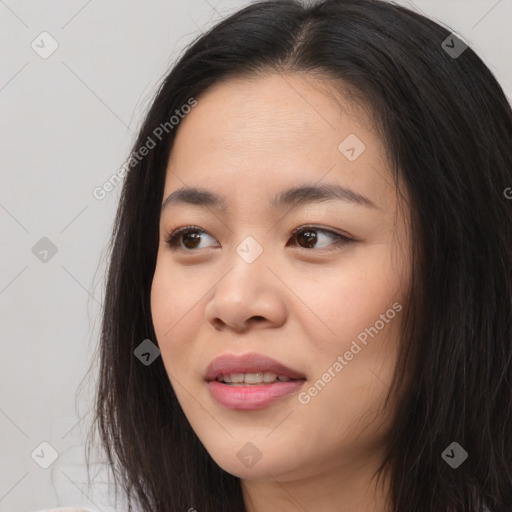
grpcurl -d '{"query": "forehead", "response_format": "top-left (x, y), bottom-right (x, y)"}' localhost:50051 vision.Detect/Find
top-left (164, 73), bottom-right (393, 210)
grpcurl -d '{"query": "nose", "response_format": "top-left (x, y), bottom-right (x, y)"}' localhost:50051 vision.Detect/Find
top-left (204, 253), bottom-right (287, 333)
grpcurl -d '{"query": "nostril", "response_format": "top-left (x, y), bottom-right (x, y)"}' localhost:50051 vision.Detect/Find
top-left (212, 318), bottom-right (226, 330)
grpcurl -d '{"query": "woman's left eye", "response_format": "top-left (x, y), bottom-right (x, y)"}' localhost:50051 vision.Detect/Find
top-left (164, 225), bottom-right (352, 252)
top-left (288, 225), bottom-right (352, 252)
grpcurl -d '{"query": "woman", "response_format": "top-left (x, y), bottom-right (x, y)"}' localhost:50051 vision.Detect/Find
top-left (86, 0), bottom-right (512, 511)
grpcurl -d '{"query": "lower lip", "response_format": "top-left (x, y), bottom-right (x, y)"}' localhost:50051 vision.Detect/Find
top-left (207, 380), bottom-right (306, 410)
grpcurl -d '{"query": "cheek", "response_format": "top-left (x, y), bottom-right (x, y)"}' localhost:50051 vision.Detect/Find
top-left (290, 244), bottom-right (406, 437)
top-left (291, 243), bottom-right (405, 357)
top-left (150, 262), bottom-right (172, 339)
top-left (150, 259), bottom-right (200, 367)
top-left (151, 255), bottom-right (207, 328)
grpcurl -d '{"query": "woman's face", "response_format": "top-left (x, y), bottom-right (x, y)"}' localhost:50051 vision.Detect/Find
top-left (151, 73), bottom-right (411, 484)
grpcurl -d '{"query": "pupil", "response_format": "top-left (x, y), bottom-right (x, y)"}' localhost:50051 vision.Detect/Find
top-left (183, 231), bottom-right (201, 249)
top-left (298, 230), bottom-right (316, 248)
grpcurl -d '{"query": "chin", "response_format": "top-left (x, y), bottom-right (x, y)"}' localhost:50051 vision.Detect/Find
top-left (215, 456), bottom-right (287, 481)
top-left (203, 438), bottom-right (302, 481)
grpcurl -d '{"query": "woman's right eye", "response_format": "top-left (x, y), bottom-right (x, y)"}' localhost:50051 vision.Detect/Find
top-left (165, 226), bottom-right (218, 251)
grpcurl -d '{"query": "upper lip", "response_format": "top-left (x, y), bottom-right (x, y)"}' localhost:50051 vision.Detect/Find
top-left (205, 351), bottom-right (306, 381)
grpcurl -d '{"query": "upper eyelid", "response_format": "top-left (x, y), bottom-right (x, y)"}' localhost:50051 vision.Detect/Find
top-left (166, 225), bottom-right (344, 238)
top-left (165, 225), bottom-right (350, 248)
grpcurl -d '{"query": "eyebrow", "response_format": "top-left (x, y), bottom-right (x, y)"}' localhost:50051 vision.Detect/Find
top-left (161, 183), bottom-right (379, 213)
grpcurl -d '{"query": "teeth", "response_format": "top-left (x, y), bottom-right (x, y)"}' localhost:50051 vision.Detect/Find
top-left (217, 372), bottom-right (293, 384)
top-left (245, 372), bottom-right (264, 384)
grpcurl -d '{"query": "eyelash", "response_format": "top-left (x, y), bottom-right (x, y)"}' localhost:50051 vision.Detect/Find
top-left (164, 224), bottom-right (353, 253)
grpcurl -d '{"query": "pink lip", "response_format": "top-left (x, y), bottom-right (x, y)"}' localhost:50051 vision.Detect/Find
top-left (204, 351), bottom-right (306, 410)
top-left (204, 351), bottom-right (306, 381)
top-left (208, 380), bottom-right (306, 410)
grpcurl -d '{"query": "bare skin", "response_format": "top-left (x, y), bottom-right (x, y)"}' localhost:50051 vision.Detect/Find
top-left (150, 72), bottom-right (411, 512)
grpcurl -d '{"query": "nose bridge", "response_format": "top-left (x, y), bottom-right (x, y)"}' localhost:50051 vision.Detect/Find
top-left (220, 232), bottom-right (269, 298)
top-left (234, 233), bottom-right (266, 266)
top-left (205, 232), bottom-right (287, 331)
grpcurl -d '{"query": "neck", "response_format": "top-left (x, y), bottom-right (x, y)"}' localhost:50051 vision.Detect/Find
top-left (241, 454), bottom-right (392, 512)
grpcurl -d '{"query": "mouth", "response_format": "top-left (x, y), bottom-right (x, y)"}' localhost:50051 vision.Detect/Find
top-left (204, 351), bottom-right (306, 382)
top-left (204, 352), bottom-right (306, 410)
top-left (213, 372), bottom-right (302, 385)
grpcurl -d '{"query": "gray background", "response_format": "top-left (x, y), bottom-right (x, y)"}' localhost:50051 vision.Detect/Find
top-left (1, 1), bottom-right (511, 510)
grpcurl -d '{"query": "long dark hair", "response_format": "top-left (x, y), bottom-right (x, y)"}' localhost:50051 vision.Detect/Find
top-left (87, 0), bottom-right (512, 510)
